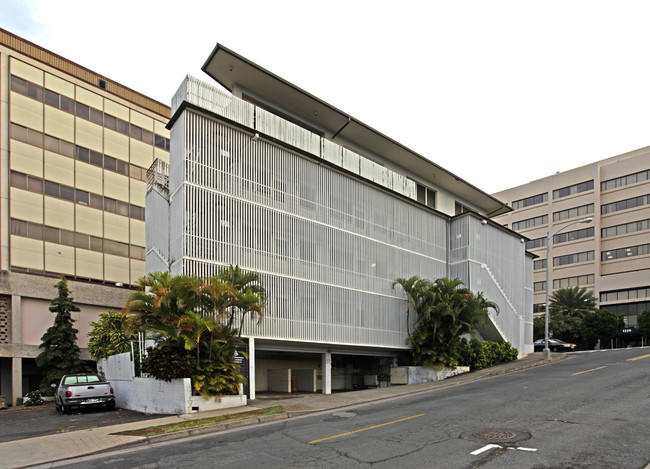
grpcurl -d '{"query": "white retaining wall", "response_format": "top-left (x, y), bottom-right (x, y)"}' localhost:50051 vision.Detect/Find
top-left (390, 366), bottom-right (470, 385)
top-left (98, 354), bottom-right (246, 414)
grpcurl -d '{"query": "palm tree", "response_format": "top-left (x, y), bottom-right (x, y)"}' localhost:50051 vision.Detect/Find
top-left (216, 265), bottom-right (266, 336)
top-left (178, 310), bottom-right (220, 365)
top-left (392, 276), bottom-right (433, 337)
top-left (549, 286), bottom-right (596, 316)
top-left (401, 276), bottom-right (498, 367)
top-left (122, 272), bottom-right (201, 338)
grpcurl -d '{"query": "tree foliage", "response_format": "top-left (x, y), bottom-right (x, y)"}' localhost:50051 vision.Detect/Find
top-left (549, 286), bottom-right (596, 316)
top-left (35, 277), bottom-right (90, 393)
top-left (395, 276), bottom-right (499, 367)
top-left (125, 266), bottom-right (266, 395)
top-left (637, 310), bottom-right (650, 338)
top-left (581, 309), bottom-right (624, 349)
top-left (88, 310), bottom-right (135, 360)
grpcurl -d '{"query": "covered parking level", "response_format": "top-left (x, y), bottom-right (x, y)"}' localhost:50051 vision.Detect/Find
top-left (245, 338), bottom-right (406, 400)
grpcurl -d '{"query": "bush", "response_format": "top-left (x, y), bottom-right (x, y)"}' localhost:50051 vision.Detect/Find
top-left (24, 390), bottom-right (44, 406)
top-left (141, 342), bottom-right (195, 382)
top-left (458, 339), bottom-right (518, 370)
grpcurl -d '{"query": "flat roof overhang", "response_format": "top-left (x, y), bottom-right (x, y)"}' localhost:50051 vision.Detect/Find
top-left (202, 44), bottom-right (511, 217)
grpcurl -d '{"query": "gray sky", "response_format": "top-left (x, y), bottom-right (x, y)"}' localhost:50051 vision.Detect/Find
top-left (3, 0), bottom-right (650, 194)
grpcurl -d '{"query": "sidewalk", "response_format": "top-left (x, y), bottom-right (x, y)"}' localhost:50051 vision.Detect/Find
top-left (1, 353), bottom-right (566, 469)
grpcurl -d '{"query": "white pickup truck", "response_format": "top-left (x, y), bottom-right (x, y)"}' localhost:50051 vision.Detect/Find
top-left (54, 373), bottom-right (116, 413)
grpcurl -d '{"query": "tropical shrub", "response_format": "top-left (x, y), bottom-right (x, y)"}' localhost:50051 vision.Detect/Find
top-left (141, 342), bottom-right (195, 382)
top-left (88, 310), bottom-right (136, 360)
top-left (394, 276), bottom-right (498, 367)
top-left (638, 310), bottom-right (650, 339)
top-left (581, 309), bottom-right (624, 349)
top-left (458, 338), bottom-right (518, 370)
top-left (125, 266), bottom-right (265, 396)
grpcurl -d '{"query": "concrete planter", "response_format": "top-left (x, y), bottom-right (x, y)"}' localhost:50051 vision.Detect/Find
top-left (189, 394), bottom-right (247, 413)
top-left (390, 366), bottom-right (469, 385)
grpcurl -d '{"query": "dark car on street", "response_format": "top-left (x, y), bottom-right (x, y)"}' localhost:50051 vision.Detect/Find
top-left (534, 338), bottom-right (576, 352)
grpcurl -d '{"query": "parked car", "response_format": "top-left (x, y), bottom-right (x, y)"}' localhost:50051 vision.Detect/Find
top-left (534, 338), bottom-right (577, 352)
top-left (54, 373), bottom-right (115, 413)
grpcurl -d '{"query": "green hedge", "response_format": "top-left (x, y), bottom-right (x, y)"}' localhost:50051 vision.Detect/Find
top-left (458, 338), bottom-right (518, 370)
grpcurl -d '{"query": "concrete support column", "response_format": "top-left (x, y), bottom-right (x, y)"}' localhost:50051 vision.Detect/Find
top-left (11, 357), bottom-right (21, 406)
top-left (11, 295), bottom-right (22, 406)
top-left (248, 337), bottom-right (255, 400)
top-left (322, 350), bottom-right (331, 395)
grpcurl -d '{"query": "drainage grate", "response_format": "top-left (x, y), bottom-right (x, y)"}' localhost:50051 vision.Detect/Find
top-left (460, 428), bottom-right (531, 444)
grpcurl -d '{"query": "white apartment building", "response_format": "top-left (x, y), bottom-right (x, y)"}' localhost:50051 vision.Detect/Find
top-left (148, 45), bottom-right (534, 398)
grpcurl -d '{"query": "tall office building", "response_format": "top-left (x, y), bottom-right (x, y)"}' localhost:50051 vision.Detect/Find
top-left (493, 147), bottom-right (650, 343)
top-left (0, 29), bottom-right (171, 405)
top-left (148, 45), bottom-right (534, 397)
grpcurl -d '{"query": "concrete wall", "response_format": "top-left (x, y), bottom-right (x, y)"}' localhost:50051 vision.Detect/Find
top-left (390, 366), bottom-right (470, 385)
top-left (267, 368), bottom-right (291, 392)
top-left (99, 353), bottom-right (246, 414)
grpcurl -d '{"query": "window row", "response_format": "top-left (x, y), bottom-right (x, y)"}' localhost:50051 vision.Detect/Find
top-left (10, 218), bottom-right (145, 260)
top-left (601, 169), bottom-right (650, 191)
top-left (534, 281), bottom-right (546, 292)
top-left (526, 237), bottom-right (546, 250)
top-left (553, 227), bottom-right (594, 244)
top-left (553, 203), bottom-right (593, 222)
top-left (512, 192), bottom-right (547, 210)
top-left (10, 170), bottom-right (145, 220)
top-left (512, 214), bottom-right (548, 231)
top-left (553, 250), bottom-right (594, 266)
top-left (600, 287), bottom-right (650, 303)
top-left (602, 243), bottom-right (650, 261)
top-left (553, 274), bottom-right (594, 289)
top-left (601, 194), bottom-right (650, 215)
top-left (553, 180), bottom-right (593, 199)
top-left (534, 259), bottom-right (547, 270)
top-left (10, 123), bottom-right (148, 182)
top-left (10, 74), bottom-right (170, 151)
top-left (601, 219), bottom-right (650, 238)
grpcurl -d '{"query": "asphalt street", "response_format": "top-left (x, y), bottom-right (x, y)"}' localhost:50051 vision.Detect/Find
top-left (0, 404), bottom-right (170, 443)
top-left (43, 348), bottom-right (650, 469)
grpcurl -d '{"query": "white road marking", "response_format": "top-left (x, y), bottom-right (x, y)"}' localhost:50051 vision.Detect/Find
top-left (470, 444), bottom-right (501, 455)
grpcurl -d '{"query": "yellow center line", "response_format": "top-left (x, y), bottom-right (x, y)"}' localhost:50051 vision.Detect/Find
top-left (627, 354), bottom-right (650, 361)
top-left (309, 414), bottom-right (425, 444)
top-left (572, 366), bottom-right (607, 376)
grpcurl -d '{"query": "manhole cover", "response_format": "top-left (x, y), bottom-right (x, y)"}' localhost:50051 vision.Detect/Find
top-left (460, 428), bottom-right (531, 444)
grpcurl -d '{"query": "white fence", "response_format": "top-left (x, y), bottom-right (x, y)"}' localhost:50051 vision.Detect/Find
top-left (97, 353), bottom-right (246, 415)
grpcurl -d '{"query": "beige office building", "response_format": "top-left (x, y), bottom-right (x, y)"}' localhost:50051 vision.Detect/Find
top-left (0, 29), bottom-right (171, 405)
top-left (493, 147), bottom-right (650, 338)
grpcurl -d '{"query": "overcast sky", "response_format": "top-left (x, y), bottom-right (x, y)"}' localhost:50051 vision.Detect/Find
top-left (3, 0), bottom-right (650, 195)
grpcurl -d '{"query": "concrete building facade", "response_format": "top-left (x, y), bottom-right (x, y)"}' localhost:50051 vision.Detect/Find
top-left (0, 29), bottom-right (171, 405)
top-left (493, 147), bottom-right (650, 340)
top-left (148, 45), bottom-right (534, 398)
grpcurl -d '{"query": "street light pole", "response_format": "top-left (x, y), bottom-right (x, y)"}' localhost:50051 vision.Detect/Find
top-left (543, 216), bottom-right (593, 358)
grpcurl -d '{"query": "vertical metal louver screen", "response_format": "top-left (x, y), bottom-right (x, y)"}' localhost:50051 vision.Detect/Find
top-left (169, 111), bottom-right (448, 347)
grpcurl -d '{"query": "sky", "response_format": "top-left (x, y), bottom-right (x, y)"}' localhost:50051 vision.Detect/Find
top-left (2, 0), bottom-right (650, 195)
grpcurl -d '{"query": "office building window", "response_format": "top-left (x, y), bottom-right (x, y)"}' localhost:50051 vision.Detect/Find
top-left (600, 287), bottom-right (649, 303)
top-left (601, 195), bottom-right (650, 215)
top-left (601, 219), bottom-right (650, 238)
top-left (553, 274), bottom-right (595, 289)
top-left (601, 169), bottom-right (650, 191)
top-left (553, 227), bottom-right (594, 244)
top-left (534, 281), bottom-right (546, 292)
top-left (553, 204), bottom-right (593, 222)
top-left (512, 193), bottom-right (548, 210)
top-left (534, 259), bottom-right (547, 270)
top-left (526, 237), bottom-right (547, 250)
top-left (553, 250), bottom-right (594, 266)
top-left (553, 180), bottom-right (594, 199)
top-left (602, 244), bottom-right (650, 261)
top-left (513, 215), bottom-right (548, 231)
